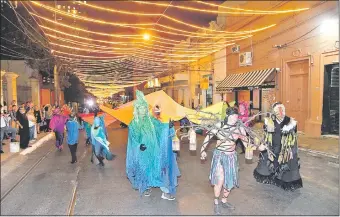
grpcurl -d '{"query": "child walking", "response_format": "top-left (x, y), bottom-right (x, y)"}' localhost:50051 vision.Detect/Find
top-left (66, 113), bottom-right (80, 164)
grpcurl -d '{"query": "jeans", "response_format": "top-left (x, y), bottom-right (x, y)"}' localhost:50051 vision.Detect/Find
top-left (1, 126), bottom-right (17, 151)
top-left (68, 143), bottom-right (78, 162)
top-left (29, 126), bottom-right (35, 141)
top-left (160, 187), bottom-right (169, 194)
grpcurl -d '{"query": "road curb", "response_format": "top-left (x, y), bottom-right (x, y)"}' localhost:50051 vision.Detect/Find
top-left (299, 147), bottom-right (339, 160)
top-left (20, 133), bottom-right (54, 156)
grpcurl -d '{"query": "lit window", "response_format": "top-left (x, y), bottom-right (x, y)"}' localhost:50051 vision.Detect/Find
top-left (84, 1), bottom-right (86, 4)
top-left (57, 4), bottom-right (61, 9)
top-left (73, 7), bottom-right (75, 9)
top-left (68, 5), bottom-right (70, 9)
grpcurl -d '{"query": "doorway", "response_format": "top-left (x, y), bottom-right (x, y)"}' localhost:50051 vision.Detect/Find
top-left (285, 59), bottom-right (309, 131)
top-left (322, 63), bottom-right (339, 135)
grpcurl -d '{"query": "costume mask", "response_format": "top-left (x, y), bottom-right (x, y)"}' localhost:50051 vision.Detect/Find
top-left (273, 103), bottom-right (285, 123)
top-left (133, 90), bottom-right (149, 120)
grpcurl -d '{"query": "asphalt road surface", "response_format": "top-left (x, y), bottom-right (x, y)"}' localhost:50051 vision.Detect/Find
top-left (1, 122), bottom-right (339, 215)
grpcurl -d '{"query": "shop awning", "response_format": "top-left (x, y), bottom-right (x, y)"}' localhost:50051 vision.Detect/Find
top-left (216, 68), bottom-right (279, 92)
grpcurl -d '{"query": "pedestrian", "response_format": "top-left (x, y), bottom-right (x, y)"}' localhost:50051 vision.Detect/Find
top-left (200, 107), bottom-right (258, 215)
top-left (1, 106), bottom-right (18, 153)
top-left (1, 101), bottom-right (7, 113)
top-left (10, 104), bottom-right (18, 129)
top-left (16, 106), bottom-right (30, 149)
top-left (66, 113), bottom-right (80, 164)
top-left (26, 109), bottom-right (36, 142)
top-left (44, 105), bottom-right (52, 132)
top-left (34, 105), bottom-right (42, 134)
top-left (49, 108), bottom-right (68, 151)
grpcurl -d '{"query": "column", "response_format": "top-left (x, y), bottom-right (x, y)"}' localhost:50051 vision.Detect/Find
top-left (29, 77), bottom-right (40, 106)
top-left (4, 72), bottom-right (19, 104)
top-left (1, 70), bottom-right (6, 104)
top-left (53, 65), bottom-right (60, 106)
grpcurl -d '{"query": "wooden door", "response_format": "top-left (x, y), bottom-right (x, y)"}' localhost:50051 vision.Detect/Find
top-left (286, 60), bottom-right (309, 131)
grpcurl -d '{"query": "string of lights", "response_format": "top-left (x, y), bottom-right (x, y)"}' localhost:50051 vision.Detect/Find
top-left (133, 1), bottom-right (309, 15)
top-left (29, 2), bottom-right (277, 37)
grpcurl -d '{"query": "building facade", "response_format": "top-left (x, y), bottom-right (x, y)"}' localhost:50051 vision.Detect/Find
top-left (156, 1), bottom-right (338, 137)
top-left (216, 1), bottom-right (339, 136)
top-left (1, 60), bottom-right (63, 107)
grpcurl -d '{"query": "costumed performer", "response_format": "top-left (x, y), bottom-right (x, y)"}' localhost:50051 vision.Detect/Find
top-left (91, 114), bottom-right (115, 166)
top-left (200, 107), bottom-right (258, 215)
top-left (236, 102), bottom-right (250, 154)
top-left (126, 91), bottom-right (180, 200)
top-left (66, 113), bottom-right (81, 163)
top-left (151, 104), bottom-right (181, 200)
top-left (253, 102), bottom-right (302, 191)
top-left (49, 108), bottom-right (69, 151)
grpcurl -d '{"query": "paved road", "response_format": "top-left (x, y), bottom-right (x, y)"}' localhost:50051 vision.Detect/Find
top-left (1, 122), bottom-right (339, 215)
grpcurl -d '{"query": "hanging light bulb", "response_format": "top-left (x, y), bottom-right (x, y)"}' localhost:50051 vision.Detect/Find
top-left (143, 33), bottom-right (150, 40)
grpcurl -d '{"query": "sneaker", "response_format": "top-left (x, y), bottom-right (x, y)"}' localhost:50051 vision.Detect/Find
top-left (161, 193), bottom-right (175, 201)
top-left (71, 160), bottom-right (77, 164)
top-left (144, 189), bottom-right (152, 197)
top-left (221, 201), bottom-right (235, 210)
top-left (214, 204), bottom-right (221, 215)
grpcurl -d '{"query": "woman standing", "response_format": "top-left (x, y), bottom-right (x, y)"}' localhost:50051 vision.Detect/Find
top-left (16, 106), bottom-right (30, 149)
top-left (26, 109), bottom-right (36, 142)
top-left (34, 106), bottom-right (42, 134)
top-left (44, 105), bottom-right (52, 132)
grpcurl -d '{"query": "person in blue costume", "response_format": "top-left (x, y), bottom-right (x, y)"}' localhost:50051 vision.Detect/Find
top-left (66, 113), bottom-right (81, 164)
top-left (91, 114), bottom-right (115, 166)
top-left (126, 90), bottom-right (180, 200)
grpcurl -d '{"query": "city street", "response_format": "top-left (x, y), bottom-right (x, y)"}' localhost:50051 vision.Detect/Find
top-left (1, 122), bottom-right (339, 216)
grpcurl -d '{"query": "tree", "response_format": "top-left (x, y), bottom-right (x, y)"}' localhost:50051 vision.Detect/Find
top-left (64, 74), bottom-right (93, 104)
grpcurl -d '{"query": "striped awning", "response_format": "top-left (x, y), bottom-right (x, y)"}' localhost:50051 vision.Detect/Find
top-left (216, 68), bottom-right (278, 92)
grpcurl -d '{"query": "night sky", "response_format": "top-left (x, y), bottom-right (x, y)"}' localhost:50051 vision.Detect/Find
top-left (32, 1), bottom-right (225, 57)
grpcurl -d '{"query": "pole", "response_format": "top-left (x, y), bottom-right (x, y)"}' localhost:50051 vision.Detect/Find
top-left (54, 64), bottom-right (59, 106)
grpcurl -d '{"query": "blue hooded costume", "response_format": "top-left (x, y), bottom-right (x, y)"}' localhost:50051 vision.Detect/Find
top-left (126, 91), bottom-right (180, 195)
top-left (91, 116), bottom-right (114, 162)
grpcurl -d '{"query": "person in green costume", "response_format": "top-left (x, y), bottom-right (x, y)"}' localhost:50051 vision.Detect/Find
top-left (126, 90), bottom-right (180, 200)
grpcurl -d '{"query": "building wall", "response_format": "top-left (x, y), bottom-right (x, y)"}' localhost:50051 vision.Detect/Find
top-left (1, 60), bottom-right (35, 104)
top-left (222, 1), bottom-right (339, 136)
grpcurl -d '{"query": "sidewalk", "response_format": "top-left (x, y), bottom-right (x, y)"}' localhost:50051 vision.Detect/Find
top-left (0, 131), bottom-right (53, 163)
top-left (252, 123), bottom-right (339, 158)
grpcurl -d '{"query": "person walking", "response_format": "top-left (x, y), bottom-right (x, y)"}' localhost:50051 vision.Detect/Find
top-left (66, 113), bottom-right (80, 164)
top-left (49, 108), bottom-right (68, 151)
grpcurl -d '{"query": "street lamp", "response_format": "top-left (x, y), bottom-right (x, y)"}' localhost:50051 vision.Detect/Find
top-left (143, 33), bottom-right (150, 40)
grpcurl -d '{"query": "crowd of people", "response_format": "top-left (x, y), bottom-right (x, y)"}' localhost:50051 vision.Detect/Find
top-left (0, 100), bottom-right (73, 153)
top-left (1, 94), bottom-right (303, 215)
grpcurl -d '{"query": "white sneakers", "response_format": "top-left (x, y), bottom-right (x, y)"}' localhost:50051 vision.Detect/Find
top-left (161, 192), bottom-right (175, 201)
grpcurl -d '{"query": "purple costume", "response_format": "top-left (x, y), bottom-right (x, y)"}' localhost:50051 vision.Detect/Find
top-left (49, 110), bottom-right (68, 150)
